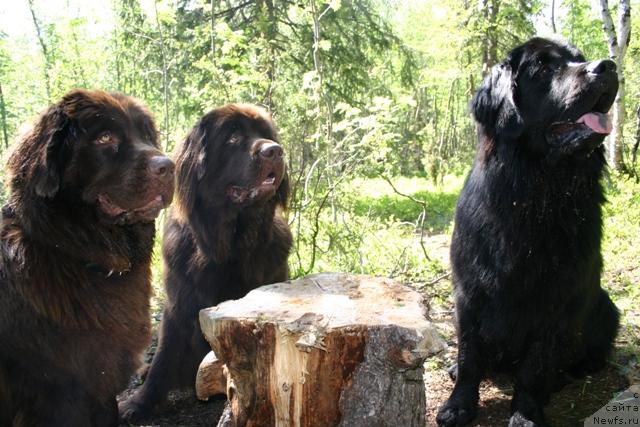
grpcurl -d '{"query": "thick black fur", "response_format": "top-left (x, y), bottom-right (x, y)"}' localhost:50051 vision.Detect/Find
top-left (436, 38), bottom-right (620, 427)
top-left (119, 104), bottom-right (292, 422)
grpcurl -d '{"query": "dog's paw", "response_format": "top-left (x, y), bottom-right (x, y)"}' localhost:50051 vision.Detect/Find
top-left (118, 396), bottom-right (152, 424)
top-left (569, 356), bottom-right (606, 377)
top-left (447, 363), bottom-right (458, 382)
top-left (436, 398), bottom-right (477, 427)
top-left (508, 411), bottom-right (550, 427)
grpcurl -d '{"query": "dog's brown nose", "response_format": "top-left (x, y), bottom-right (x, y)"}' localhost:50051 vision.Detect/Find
top-left (587, 60), bottom-right (616, 75)
top-left (258, 141), bottom-right (283, 160)
top-left (149, 155), bottom-right (175, 178)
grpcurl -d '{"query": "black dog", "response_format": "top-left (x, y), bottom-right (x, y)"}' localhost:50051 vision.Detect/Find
top-left (119, 104), bottom-right (292, 422)
top-left (437, 38), bottom-right (620, 427)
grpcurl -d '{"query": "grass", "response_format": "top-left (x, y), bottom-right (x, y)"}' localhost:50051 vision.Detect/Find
top-left (601, 177), bottom-right (640, 383)
top-left (288, 175), bottom-right (464, 281)
top-left (351, 175), bottom-right (461, 233)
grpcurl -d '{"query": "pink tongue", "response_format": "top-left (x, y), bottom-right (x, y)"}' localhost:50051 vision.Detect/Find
top-left (576, 113), bottom-right (612, 134)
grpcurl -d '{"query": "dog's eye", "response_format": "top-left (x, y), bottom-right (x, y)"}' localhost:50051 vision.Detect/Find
top-left (96, 132), bottom-right (117, 145)
top-left (538, 62), bottom-right (560, 76)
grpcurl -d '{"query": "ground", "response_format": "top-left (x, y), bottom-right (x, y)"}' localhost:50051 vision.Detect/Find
top-left (120, 233), bottom-right (635, 426)
top-left (119, 274), bottom-right (634, 427)
top-left (117, 332), bottom-right (226, 427)
top-left (120, 175), bottom-right (639, 426)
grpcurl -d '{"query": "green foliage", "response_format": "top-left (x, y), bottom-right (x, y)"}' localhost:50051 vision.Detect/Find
top-left (603, 177), bottom-right (640, 308)
top-left (561, 0), bottom-right (608, 59)
top-left (460, 0), bottom-right (541, 69)
top-left (290, 175), bottom-right (463, 280)
top-left (601, 177), bottom-right (640, 364)
top-left (0, 1), bottom-right (638, 316)
top-left (351, 178), bottom-right (459, 233)
top-left (4, 0), bottom-right (638, 178)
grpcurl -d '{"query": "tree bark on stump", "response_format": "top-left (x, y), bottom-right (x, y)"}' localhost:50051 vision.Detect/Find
top-left (195, 351), bottom-right (227, 400)
top-left (197, 273), bottom-right (445, 427)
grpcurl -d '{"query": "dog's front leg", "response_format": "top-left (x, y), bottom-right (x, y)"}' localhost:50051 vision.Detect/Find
top-left (509, 341), bottom-right (553, 427)
top-left (436, 308), bottom-right (483, 427)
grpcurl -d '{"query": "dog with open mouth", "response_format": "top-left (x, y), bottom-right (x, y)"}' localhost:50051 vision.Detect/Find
top-left (119, 104), bottom-right (292, 422)
top-left (437, 38), bottom-right (620, 427)
top-left (0, 89), bottom-right (174, 426)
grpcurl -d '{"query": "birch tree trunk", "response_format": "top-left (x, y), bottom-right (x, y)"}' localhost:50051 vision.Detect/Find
top-left (598, 0), bottom-right (631, 171)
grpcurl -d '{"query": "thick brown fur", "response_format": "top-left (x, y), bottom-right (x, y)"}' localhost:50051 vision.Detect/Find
top-left (0, 90), bottom-right (174, 426)
top-left (120, 104), bottom-right (292, 422)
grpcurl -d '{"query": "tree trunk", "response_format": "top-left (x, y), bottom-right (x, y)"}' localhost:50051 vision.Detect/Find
top-left (632, 105), bottom-right (639, 170)
top-left (0, 82), bottom-right (8, 148)
top-left (69, 13), bottom-right (88, 88)
top-left (198, 273), bottom-right (445, 427)
top-left (257, 0), bottom-right (277, 109)
top-left (481, 0), bottom-right (500, 76)
top-left (27, 0), bottom-right (52, 101)
top-left (598, 0), bottom-right (631, 171)
top-left (196, 351), bottom-right (227, 400)
top-left (153, 0), bottom-right (171, 151)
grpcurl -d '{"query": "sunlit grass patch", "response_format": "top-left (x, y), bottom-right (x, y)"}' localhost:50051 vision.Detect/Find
top-left (290, 175), bottom-right (464, 282)
top-left (350, 174), bottom-right (464, 233)
top-left (602, 177), bottom-right (640, 381)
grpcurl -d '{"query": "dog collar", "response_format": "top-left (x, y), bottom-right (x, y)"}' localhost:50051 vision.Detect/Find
top-left (84, 262), bottom-right (131, 278)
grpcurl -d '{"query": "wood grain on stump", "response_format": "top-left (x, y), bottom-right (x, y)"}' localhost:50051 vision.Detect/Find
top-left (198, 273), bottom-right (445, 427)
top-left (196, 350), bottom-right (227, 400)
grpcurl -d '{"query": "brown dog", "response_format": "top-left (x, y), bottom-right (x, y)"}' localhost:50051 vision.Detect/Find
top-left (120, 104), bottom-right (292, 422)
top-left (0, 90), bottom-right (174, 426)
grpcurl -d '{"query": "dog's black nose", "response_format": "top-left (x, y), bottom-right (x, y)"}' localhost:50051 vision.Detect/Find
top-left (587, 60), bottom-right (616, 75)
top-left (258, 141), bottom-right (283, 160)
top-left (149, 155), bottom-right (175, 178)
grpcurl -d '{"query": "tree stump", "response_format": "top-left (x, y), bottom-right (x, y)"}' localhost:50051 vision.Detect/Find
top-left (198, 273), bottom-right (445, 427)
top-left (195, 350), bottom-right (227, 400)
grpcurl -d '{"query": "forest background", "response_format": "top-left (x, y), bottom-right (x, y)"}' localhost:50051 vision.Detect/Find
top-left (0, 0), bottom-right (638, 414)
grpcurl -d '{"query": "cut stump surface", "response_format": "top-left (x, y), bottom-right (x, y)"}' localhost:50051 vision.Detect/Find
top-left (198, 272), bottom-right (445, 427)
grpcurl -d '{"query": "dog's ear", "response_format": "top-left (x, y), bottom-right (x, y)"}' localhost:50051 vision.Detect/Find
top-left (31, 106), bottom-right (70, 198)
top-left (175, 119), bottom-right (208, 219)
top-left (471, 60), bottom-right (524, 140)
